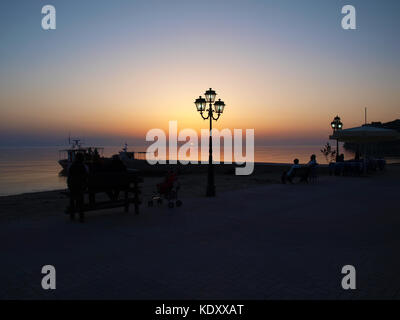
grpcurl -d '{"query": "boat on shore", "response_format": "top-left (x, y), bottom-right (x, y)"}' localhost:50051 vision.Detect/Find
top-left (58, 139), bottom-right (105, 171)
top-left (117, 144), bottom-right (148, 167)
top-left (58, 141), bottom-right (152, 173)
top-left (117, 143), bottom-right (169, 174)
top-left (58, 142), bottom-right (251, 176)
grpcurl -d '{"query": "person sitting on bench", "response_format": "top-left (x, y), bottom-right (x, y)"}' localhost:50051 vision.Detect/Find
top-left (307, 154), bottom-right (317, 167)
top-left (281, 158), bottom-right (301, 184)
top-left (305, 154), bottom-right (318, 182)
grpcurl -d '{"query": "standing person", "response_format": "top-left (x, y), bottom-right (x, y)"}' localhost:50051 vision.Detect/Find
top-left (67, 152), bottom-right (89, 222)
top-left (93, 148), bottom-right (100, 161)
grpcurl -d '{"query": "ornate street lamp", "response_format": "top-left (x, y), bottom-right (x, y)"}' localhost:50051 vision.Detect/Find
top-left (195, 88), bottom-right (226, 197)
top-left (331, 115), bottom-right (343, 161)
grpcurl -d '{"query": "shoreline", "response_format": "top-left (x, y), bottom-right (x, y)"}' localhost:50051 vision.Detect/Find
top-left (0, 161), bottom-right (321, 198)
top-left (0, 163), bottom-right (399, 214)
top-left (0, 161), bottom-right (300, 220)
top-left (1, 161), bottom-right (399, 199)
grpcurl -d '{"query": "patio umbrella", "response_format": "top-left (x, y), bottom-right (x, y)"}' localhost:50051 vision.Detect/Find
top-left (330, 125), bottom-right (400, 143)
top-left (329, 125), bottom-right (400, 173)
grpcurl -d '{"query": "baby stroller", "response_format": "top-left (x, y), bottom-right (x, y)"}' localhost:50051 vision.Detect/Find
top-left (148, 171), bottom-right (182, 208)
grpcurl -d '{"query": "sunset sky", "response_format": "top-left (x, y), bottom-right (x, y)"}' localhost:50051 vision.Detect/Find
top-left (1, 0), bottom-right (399, 146)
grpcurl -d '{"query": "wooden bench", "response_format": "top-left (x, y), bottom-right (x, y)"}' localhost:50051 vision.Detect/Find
top-left (282, 166), bottom-right (318, 184)
top-left (65, 171), bottom-right (142, 222)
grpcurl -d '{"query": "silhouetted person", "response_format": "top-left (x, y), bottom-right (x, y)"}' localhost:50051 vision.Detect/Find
top-left (87, 147), bottom-right (93, 160)
top-left (307, 154), bottom-right (317, 167)
top-left (107, 155), bottom-right (127, 200)
top-left (67, 152), bottom-right (88, 221)
top-left (281, 158), bottom-right (301, 184)
top-left (93, 148), bottom-right (100, 161)
top-left (304, 154), bottom-right (318, 182)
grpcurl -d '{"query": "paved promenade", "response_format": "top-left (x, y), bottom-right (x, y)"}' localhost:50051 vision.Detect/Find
top-left (1, 174), bottom-right (400, 299)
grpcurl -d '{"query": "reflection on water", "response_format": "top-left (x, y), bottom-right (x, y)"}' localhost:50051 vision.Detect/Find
top-left (0, 145), bottom-right (397, 196)
top-left (0, 146), bottom-right (126, 196)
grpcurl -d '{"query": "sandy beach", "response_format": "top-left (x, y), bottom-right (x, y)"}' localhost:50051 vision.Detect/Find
top-left (1, 164), bottom-right (400, 299)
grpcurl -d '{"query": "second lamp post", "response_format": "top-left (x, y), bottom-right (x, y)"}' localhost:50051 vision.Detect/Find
top-left (331, 115), bottom-right (343, 161)
top-left (195, 88), bottom-right (226, 197)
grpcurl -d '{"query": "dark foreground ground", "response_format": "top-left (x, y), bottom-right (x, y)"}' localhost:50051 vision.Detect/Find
top-left (1, 166), bottom-right (400, 299)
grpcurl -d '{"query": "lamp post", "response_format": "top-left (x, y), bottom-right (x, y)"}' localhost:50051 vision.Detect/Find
top-left (194, 88), bottom-right (226, 197)
top-left (331, 115), bottom-right (343, 162)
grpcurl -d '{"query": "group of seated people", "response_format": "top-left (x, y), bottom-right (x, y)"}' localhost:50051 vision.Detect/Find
top-left (281, 154), bottom-right (318, 184)
top-left (67, 153), bottom-right (128, 209)
top-left (68, 153), bottom-right (127, 180)
top-left (328, 152), bottom-right (386, 176)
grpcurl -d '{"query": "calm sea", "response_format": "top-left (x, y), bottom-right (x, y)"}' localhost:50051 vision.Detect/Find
top-left (1, 144), bottom-right (396, 196)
